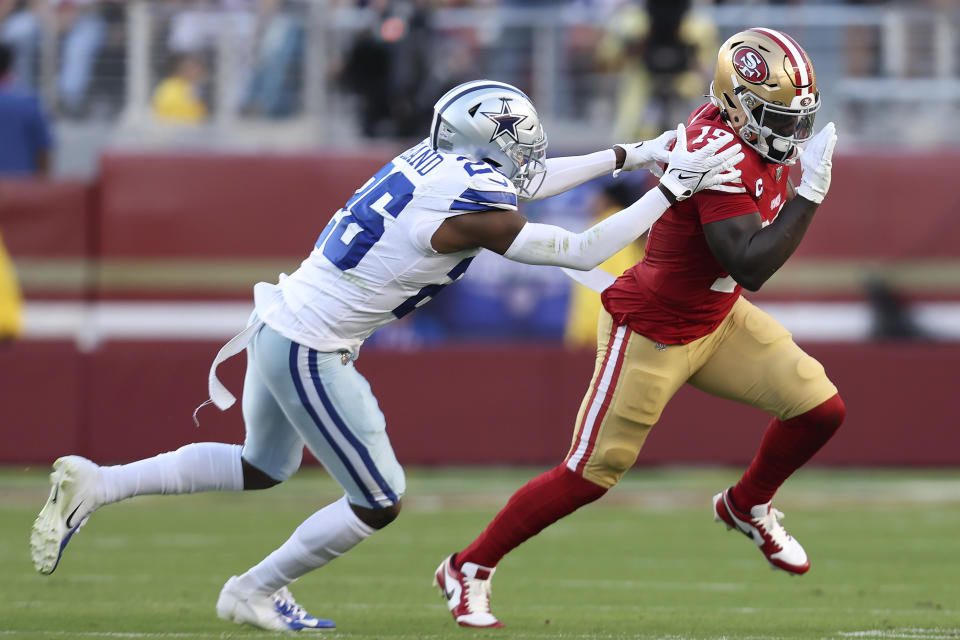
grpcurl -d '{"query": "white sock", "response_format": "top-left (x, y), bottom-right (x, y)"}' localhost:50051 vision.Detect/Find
top-left (234, 495), bottom-right (375, 595)
top-left (97, 442), bottom-right (244, 505)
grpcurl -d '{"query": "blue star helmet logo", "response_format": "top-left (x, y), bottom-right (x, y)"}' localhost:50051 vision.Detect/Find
top-left (481, 98), bottom-right (528, 144)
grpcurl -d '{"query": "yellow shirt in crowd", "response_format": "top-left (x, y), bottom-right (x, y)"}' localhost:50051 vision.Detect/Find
top-left (0, 231), bottom-right (23, 339)
top-left (152, 77), bottom-right (207, 123)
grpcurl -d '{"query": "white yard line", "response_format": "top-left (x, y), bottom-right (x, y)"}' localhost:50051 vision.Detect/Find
top-left (839, 630), bottom-right (960, 639)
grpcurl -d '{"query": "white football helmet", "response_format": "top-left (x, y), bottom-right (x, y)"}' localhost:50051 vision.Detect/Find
top-left (430, 80), bottom-right (548, 200)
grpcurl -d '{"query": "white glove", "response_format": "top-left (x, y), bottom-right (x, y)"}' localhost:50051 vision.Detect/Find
top-left (612, 129), bottom-right (677, 178)
top-left (795, 122), bottom-right (837, 204)
top-left (658, 123), bottom-right (744, 201)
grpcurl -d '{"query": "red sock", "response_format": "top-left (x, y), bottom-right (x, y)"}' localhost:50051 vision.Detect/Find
top-left (731, 394), bottom-right (846, 509)
top-left (456, 464), bottom-right (607, 569)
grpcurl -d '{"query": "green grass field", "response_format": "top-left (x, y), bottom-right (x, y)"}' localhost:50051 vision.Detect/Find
top-left (2, 466), bottom-right (958, 640)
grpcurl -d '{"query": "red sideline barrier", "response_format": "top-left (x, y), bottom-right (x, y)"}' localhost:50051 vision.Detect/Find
top-left (0, 180), bottom-right (92, 258)
top-left (0, 341), bottom-right (85, 461)
top-left (0, 180), bottom-right (94, 300)
top-left (1, 341), bottom-right (957, 467)
top-left (97, 153), bottom-right (390, 259)
top-left (93, 151), bottom-right (960, 261)
top-left (1, 153), bottom-right (959, 468)
top-left (3, 152), bottom-right (960, 301)
top-left (794, 153), bottom-right (960, 259)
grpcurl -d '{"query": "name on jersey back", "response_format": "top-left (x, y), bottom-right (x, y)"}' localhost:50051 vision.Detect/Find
top-left (398, 142), bottom-right (443, 176)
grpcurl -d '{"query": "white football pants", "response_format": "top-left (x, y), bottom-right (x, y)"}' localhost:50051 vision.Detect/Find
top-left (241, 321), bottom-right (405, 509)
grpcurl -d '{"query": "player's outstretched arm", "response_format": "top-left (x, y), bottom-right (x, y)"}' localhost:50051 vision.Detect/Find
top-left (702, 123), bottom-right (837, 291)
top-left (523, 130), bottom-right (677, 202)
top-left (432, 124), bottom-right (743, 269)
top-left (612, 129), bottom-right (678, 178)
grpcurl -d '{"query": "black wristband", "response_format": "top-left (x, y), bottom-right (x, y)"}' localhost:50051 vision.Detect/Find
top-left (613, 145), bottom-right (626, 171)
top-left (657, 182), bottom-right (678, 205)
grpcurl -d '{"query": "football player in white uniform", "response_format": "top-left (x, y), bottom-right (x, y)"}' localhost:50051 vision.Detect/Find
top-left (30, 80), bottom-right (742, 632)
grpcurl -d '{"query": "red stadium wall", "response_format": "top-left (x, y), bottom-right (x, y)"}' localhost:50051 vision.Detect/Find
top-left (96, 152), bottom-right (390, 260)
top-left (0, 340), bottom-right (958, 466)
top-left (8, 149), bottom-right (960, 300)
top-left (1, 150), bottom-right (959, 467)
top-left (789, 152), bottom-right (960, 260)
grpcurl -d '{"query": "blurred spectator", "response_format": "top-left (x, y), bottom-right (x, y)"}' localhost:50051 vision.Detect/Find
top-left (865, 277), bottom-right (930, 341)
top-left (167, 0), bottom-right (256, 54)
top-left (0, 226), bottom-right (22, 342)
top-left (564, 179), bottom-right (647, 348)
top-left (565, 19), bottom-right (604, 120)
top-left (0, 0), bottom-right (108, 116)
top-left (56, 0), bottom-right (106, 115)
top-left (341, 0), bottom-right (436, 138)
top-left (341, 11), bottom-right (390, 136)
top-left (0, 41), bottom-right (44, 341)
top-left (0, 42), bottom-right (53, 175)
top-left (388, 0), bottom-right (435, 138)
top-left (166, 0), bottom-right (256, 115)
top-left (0, 0), bottom-right (34, 86)
top-left (239, 0), bottom-right (303, 118)
top-left (597, 0), bottom-right (716, 141)
top-left (152, 54), bottom-right (208, 123)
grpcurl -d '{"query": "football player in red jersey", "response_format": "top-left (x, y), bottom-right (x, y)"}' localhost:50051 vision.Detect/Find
top-left (435, 28), bottom-right (842, 628)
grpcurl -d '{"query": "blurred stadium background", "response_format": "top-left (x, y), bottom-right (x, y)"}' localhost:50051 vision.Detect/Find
top-left (1, 0), bottom-right (958, 467)
top-left (1, 1), bottom-right (959, 638)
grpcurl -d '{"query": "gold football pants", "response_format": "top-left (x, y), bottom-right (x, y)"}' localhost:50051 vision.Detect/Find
top-left (566, 297), bottom-right (838, 488)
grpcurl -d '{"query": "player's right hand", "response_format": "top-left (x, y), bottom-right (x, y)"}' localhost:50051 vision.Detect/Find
top-left (658, 123), bottom-right (744, 202)
top-left (612, 129), bottom-right (677, 178)
top-left (795, 122), bottom-right (837, 205)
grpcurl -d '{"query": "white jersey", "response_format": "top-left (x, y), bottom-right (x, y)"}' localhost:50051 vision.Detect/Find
top-left (255, 139), bottom-right (519, 357)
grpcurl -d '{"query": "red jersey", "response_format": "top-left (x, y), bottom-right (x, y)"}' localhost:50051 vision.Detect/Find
top-left (601, 103), bottom-right (790, 344)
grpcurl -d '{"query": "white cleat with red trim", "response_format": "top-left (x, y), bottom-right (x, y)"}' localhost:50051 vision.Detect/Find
top-left (713, 488), bottom-right (809, 575)
top-left (433, 555), bottom-right (504, 628)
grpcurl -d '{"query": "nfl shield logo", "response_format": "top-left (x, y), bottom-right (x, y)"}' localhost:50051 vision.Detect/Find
top-left (776, 166), bottom-right (783, 181)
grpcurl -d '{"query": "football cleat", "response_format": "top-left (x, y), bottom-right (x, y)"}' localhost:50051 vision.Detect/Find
top-left (216, 576), bottom-right (335, 632)
top-left (433, 554), bottom-right (504, 628)
top-left (713, 488), bottom-right (810, 575)
top-left (30, 455), bottom-right (102, 575)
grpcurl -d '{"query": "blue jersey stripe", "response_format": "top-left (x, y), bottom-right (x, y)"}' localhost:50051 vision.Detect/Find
top-left (449, 200), bottom-right (499, 212)
top-left (447, 256), bottom-right (474, 280)
top-left (307, 349), bottom-right (399, 506)
top-left (458, 188), bottom-right (518, 206)
top-left (288, 342), bottom-right (377, 507)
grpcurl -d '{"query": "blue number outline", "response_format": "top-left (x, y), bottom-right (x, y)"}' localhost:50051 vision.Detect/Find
top-left (392, 257), bottom-right (474, 319)
top-left (457, 156), bottom-right (495, 177)
top-left (316, 163), bottom-right (415, 271)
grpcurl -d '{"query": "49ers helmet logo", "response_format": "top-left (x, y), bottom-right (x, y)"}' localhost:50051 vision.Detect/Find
top-left (732, 46), bottom-right (769, 83)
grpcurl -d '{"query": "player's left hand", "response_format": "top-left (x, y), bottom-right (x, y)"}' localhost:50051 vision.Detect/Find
top-left (796, 122), bottom-right (837, 205)
top-left (659, 123), bottom-right (744, 202)
top-left (613, 129), bottom-right (677, 178)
